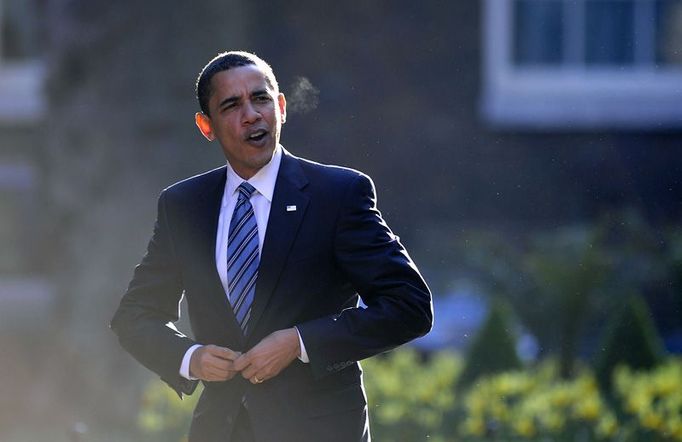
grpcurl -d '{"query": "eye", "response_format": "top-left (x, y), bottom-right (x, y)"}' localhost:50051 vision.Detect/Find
top-left (221, 102), bottom-right (238, 112)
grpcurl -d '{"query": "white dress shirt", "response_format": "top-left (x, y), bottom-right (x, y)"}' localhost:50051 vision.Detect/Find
top-left (180, 145), bottom-right (308, 380)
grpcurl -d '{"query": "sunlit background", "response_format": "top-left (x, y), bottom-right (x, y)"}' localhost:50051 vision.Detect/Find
top-left (1, 1), bottom-right (681, 441)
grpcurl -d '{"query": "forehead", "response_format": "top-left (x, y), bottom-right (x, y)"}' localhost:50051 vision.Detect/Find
top-left (209, 65), bottom-right (274, 100)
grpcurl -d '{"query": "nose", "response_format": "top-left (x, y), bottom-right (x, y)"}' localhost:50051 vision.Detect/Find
top-left (242, 101), bottom-right (261, 124)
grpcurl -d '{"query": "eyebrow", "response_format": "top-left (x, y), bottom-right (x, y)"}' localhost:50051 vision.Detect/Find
top-left (251, 89), bottom-right (270, 97)
top-left (218, 95), bottom-right (240, 110)
top-left (217, 89), bottom-right (271, 110)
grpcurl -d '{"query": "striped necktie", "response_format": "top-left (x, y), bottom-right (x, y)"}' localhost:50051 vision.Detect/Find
top-left (226, 182), bottom-right (259, 334)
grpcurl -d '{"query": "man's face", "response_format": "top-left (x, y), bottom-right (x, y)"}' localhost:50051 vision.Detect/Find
top-left (196, 65), bottom-right (286, 179)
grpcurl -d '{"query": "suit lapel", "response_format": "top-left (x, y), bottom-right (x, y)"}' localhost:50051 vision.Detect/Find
top-left (191, 166), bottom-right (244, 340)
top-left (249, 152), bottom-right (309, 334)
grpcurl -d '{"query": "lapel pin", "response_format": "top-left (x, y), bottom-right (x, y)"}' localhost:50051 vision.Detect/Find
top-left (286, 205), bottom-right (297, 212)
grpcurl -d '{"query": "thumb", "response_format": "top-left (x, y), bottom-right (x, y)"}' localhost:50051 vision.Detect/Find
top-left (233, 353), bottom-right (250, 371)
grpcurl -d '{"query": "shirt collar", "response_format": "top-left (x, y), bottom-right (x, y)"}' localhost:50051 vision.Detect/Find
top-left (224, 144), bottom-right (282, 205)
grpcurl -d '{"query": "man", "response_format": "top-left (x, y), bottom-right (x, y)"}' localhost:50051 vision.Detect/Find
top-left (111, 51), bottom-right (433, 442)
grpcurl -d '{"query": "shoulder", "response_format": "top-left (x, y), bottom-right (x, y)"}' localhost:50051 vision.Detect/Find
top-left (161, 165), bottom-right (226, 200)
top-left (287, 152), bottom-right (373, 188)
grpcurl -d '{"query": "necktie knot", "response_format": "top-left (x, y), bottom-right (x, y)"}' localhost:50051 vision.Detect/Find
top-left (238, 182), bottom-right (256, 200)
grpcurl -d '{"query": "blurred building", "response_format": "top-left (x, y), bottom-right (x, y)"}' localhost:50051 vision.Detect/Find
top-left (483, 0), bottom-right (682, 129)
top-left (0, 0), bottom-right (51, 331)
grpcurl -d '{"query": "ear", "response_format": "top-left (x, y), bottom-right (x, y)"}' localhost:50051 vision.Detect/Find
top-left (195, 112), bottom-right (215, 141)
top-left (278, 93), bottom-right (287, 124)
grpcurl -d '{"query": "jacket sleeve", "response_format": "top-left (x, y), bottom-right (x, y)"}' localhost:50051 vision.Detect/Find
top-left (296, 173), bottom-right (433, 378)
top-left (110, 190), bottom-right (198, 397)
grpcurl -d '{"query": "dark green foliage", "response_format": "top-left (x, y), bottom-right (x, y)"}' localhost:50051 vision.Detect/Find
top-left (458, 300), bottom-right (522, 388)
top-left (594, 293), bottom-right (665, 392)
top-left (523, 225), bottom-right (611, 379)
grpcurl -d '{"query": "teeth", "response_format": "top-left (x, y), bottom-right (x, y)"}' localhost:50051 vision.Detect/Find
top-left (249, 130), bottom-right (266, 140)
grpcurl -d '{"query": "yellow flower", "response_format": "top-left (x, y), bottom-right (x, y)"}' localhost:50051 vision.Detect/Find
top-left (626, 390), bottom-right (650, 415)
top-left (596, 414), bottom-right (618, 438)
top-left (573, 396), bottom-right (602, 421)
top-left (551, 385), bottom-right (571, 407)
top-left (641, 411), bottom-right (663, 430)
top-left (539, 412), bottom-right (565, 433)
top-left (489, 401), bottom-right (509, 422)
top-left (663, 419), bottom-right (682, 441)
top-left (465, 392), bottom-right (486, 414)
top-left (461, 417), bottom-right (485, 437)
top-left (513, 416), bottom-right (535, 437)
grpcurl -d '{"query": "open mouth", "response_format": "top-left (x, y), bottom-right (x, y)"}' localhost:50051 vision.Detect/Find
top-left (247, 129), bottom-right (268, 142)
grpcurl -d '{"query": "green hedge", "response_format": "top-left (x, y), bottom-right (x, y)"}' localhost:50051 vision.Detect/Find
top-left (594, 293), bottom-right (665, 393)
top-left (457, 300), bottom-right (522, 389)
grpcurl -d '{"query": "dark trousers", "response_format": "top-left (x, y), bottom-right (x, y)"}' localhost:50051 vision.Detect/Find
top-left (230, 405), bottom-right (255, 442)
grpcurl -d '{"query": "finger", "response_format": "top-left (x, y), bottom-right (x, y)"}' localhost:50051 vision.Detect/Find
top-left (197, 353), bottom-right (228, 371)
top-left (203, 364), bottom-right (225, 377)
top-left (205, 355), bottom-right (236, 371)
top-left (201, 356), bottom-right (236, 375)
top-left (205, 346), bottom-right (241, 361)
top-left (232, 354), bottom-right (252, 371)
top-left (204, 363), bottom-right (231, 378)
top-left (221, 348), bottom-right (241, 360)
top-left (249, 373), bottom-right (266, 384)
top-left (241, 364), bottom-right (259, 380)
top-left (205, 366), bottom-right (233, 381)
top-left (203, 345), bottom-right (233, 359)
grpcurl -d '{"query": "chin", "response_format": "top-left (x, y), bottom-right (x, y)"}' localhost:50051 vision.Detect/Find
top-left (258, 146), bottom-right (276, 160)
top-left (250, 152), bottom-right (275, 169)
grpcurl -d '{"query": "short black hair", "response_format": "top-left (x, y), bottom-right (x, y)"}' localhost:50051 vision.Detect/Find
top-left (195, 51), bottom-right (279, 116)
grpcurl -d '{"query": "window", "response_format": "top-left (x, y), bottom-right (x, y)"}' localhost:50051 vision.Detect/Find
top-left (482, 0), bottom-right (682, 129)
top-left (0, 0), bottom-right (46, 123)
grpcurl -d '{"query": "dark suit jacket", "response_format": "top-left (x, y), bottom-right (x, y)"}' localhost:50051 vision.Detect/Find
top-left (111, 149), bottom-right (433, 442)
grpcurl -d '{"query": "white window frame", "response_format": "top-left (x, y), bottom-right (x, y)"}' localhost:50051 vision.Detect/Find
top-left (0, 0), bottom-right (45, 123)
top-left (481, 0), bottom-right (682, 130)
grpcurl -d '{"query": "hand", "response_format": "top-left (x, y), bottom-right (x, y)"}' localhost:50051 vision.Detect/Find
top-left (189, 345), bottom-right (241, 382)
top-left (233, 328), bottom-right (301, 384)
